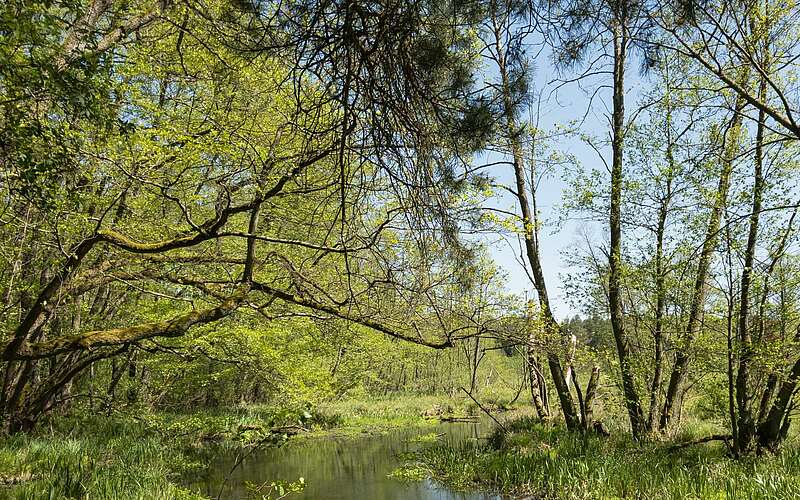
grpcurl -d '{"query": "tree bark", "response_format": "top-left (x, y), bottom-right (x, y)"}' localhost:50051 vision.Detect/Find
top-left (609, 23), bottom-right (646, 439)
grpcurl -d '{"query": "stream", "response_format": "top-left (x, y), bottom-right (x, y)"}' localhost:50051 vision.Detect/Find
top-left (187, 420), bottom-right (502, 499)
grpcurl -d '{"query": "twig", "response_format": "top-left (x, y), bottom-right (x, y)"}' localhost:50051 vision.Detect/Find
top-left (459, 387), bottom-right (507, 433)
top-left (215, 426), bottom-right (304, 499)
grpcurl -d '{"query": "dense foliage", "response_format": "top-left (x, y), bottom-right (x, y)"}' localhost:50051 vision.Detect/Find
top-left (2, 0), bottom-right (800, 495)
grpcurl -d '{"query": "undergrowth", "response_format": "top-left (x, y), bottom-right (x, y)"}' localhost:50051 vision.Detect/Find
top-left (403, 416), bottom-right (800, 499)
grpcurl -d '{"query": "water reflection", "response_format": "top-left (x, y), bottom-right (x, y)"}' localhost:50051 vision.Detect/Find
top-left (188, 421), bottom-right (502, 500)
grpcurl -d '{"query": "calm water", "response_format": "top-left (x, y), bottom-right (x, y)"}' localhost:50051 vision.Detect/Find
top-left (187, 420), bottom-right (503, 500)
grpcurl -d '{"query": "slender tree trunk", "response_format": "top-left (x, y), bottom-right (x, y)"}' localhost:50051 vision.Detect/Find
top-left (470, 337), bottom-right (481, 395)
top-left (660, 92), bottom-right (747, 430)
top-left (527, 344), bottom-right (548, 418)
top-left (724, 226), bottom-right (739, 444)
top-left (735, 64), bottom-right (768, 453)
top-left (734, 12), bottom-right (773, 446)
top-left (490, 6), bottom-right (580, 429)
top-left (609, 24), bottom-right (645, 438)
top-left (571, 366), bottom-right (585, 425)
top-left (647, 173), bottom-right (671, 432)
top-left (646, 87), bottom-right (679, 432)
top-left (539, 355), bottom-right (550, 414)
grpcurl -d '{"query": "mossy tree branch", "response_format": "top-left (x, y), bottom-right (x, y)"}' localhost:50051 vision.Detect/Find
top-left (4, 287), bottom-right (250, 361)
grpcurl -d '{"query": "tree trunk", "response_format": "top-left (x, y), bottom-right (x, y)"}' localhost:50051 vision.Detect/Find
top-left (660, 91), bottom-right (747, 430)
top-left (527, 344), bottom-right (549, 419)
top-left (757, 328), bottom-right (800, 451)
top-left (609, 24), bottom-right (645, 439)
top-left (724, 232), bottom-right (739, 445)
top-left (584, 366), bottom-right (601, 429)
top-left (490, 7), bottom-right (581, 430)
top-left (734, 87), bottom-right (767, 455)
top-left (647, 162), bottom-right (672, 432)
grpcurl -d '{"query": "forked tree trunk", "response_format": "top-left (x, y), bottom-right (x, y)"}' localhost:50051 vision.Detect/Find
top-left (571, 365), bottom-right (601, 431)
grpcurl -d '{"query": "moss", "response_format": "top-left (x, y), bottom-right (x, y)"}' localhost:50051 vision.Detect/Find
top-left (16, 288), bottom-right (249, 359)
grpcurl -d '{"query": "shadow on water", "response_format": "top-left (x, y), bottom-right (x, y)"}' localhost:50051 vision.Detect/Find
top-left (187, 420), bottom-right (502, 500)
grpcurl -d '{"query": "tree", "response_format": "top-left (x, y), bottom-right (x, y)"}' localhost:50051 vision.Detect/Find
top-left (652, 0), bottom-right (800, 142)
top-left (0, 0), bottom-right (492, 432)
top-left (476, 0), bottom-right (584, 429)
top-left (540, 0), bottom-right (656, 438)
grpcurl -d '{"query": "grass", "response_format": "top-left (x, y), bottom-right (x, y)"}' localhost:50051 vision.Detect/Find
top-left (310, 394), bottom-right (478, 437)
top-left (0, 394), bottom-right (471, 498)
top-left (0, 414), bottom-right (204, 499)
top-left (400, 415), bottom-right (800, 499)
top-left (8, 392), bottom-right (800, 499)
top-left (0, 404), bottom-right (325, 499)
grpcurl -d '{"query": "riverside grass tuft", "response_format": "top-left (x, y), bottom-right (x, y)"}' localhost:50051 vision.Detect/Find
top-left (402, 416), bottom-right (800, 499)
top-left (0, 415), bottom-right (204, 499)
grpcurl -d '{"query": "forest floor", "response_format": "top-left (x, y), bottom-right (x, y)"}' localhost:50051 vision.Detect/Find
top-left (398, 414), bottom-right (800, 499)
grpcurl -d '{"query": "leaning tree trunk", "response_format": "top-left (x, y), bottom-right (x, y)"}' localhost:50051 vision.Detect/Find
top-left (491, 9), bottom-right (581, 430)
top-left (660, 90), bottom-right (747, 431)
top-left (757, 328), bottom-right (800, 452)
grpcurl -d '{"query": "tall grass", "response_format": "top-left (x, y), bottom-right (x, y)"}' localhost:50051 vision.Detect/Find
top-left (0, 414), bottom-right (204, 499)
top-left (0, 406), bottom-right (321, 498)
top-left (407, 416), bottom-right (800, 499)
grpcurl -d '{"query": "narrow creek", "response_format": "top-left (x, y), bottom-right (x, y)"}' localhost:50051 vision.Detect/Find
top-left (188, 420), bottom-right (502, 499)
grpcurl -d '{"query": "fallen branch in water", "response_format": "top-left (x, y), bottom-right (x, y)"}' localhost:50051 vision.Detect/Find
top-left (438, 416), bottom-right (480, 423)
top-left (268, 425), bottom-right (309, 435)
top-left (460, 387), bottom-right (506, 433)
